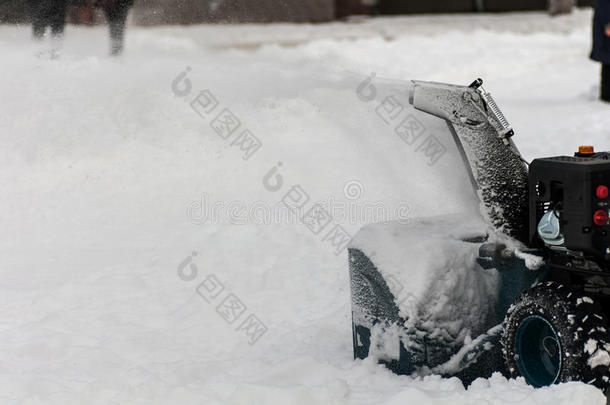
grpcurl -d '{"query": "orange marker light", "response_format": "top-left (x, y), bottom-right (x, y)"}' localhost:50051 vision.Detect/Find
top-left (579, 145), bottom-right (595, 155)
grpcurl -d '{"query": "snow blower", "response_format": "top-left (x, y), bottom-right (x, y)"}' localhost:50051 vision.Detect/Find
top-left (349, 78), bottom-right (610, 392)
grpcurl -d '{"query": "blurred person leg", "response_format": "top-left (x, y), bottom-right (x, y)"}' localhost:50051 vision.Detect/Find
top-left (548, 0), bottom-right (575, 16)
top-left (32, 19), bottom-right (46, 40)
top-left (31, 0), bottom-right (48, 39)
top-left (107, 9), bottom-right (127, 56)
top-left (31, 1), bottom-right (68, 39)
top-left (49, 0), bottom-right (69, 38)
top-left (45, 0), bottom-right (68, 58)
top-left (602, 64), bottom-right (610, 102)
top-left (103, 0), bottom-right (133, 56)
top-left (591, 0), bottom-right (610, 102)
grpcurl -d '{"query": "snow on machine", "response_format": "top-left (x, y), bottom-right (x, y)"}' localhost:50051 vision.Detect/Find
top-left (349, 78), bottom-right (610, 392)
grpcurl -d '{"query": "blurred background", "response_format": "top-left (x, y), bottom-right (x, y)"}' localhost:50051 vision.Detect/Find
top-left (0, 0), bottom-right (597, 25)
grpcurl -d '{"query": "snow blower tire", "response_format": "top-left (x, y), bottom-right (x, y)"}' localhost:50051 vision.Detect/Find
top-left (502, 282), bottom-right (610, 390)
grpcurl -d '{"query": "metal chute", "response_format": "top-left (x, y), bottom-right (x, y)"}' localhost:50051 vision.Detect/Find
top-left (410, 79), bottom-right (529, 242)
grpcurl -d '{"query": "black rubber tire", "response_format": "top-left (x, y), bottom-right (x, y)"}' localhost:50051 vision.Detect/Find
top-left (502, 282), bottom-right (610, 390)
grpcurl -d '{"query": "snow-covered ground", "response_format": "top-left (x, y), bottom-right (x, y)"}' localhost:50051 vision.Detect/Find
top-left (1, 8), bottom-right (610, 405)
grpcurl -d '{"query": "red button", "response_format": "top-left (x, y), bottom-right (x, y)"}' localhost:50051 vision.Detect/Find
top-left (594, 210), bottom-right (609, 226)
top-left (597, 185), bottom-right (609, 200)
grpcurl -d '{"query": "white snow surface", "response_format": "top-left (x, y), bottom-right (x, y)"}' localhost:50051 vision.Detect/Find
top-left (514, 249), bottom-right (546, 271)
top-left (1, 8), bottom-right (610, 405)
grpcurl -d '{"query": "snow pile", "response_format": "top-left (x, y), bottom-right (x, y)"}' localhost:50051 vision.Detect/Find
top-left (351, 215), bottom-right (494, 321)
top-left (514, 249), bottom-right (546, 270)
top-left (585, 339), bottom-right (610, 369)
top-left (350, 215), bottom-right (503, 372)
top-left (1, 9), bottom-right (609, 405)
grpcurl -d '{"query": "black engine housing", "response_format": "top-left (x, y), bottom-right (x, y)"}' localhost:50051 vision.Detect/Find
top-left (529, 152), bottom-right (610, 261)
